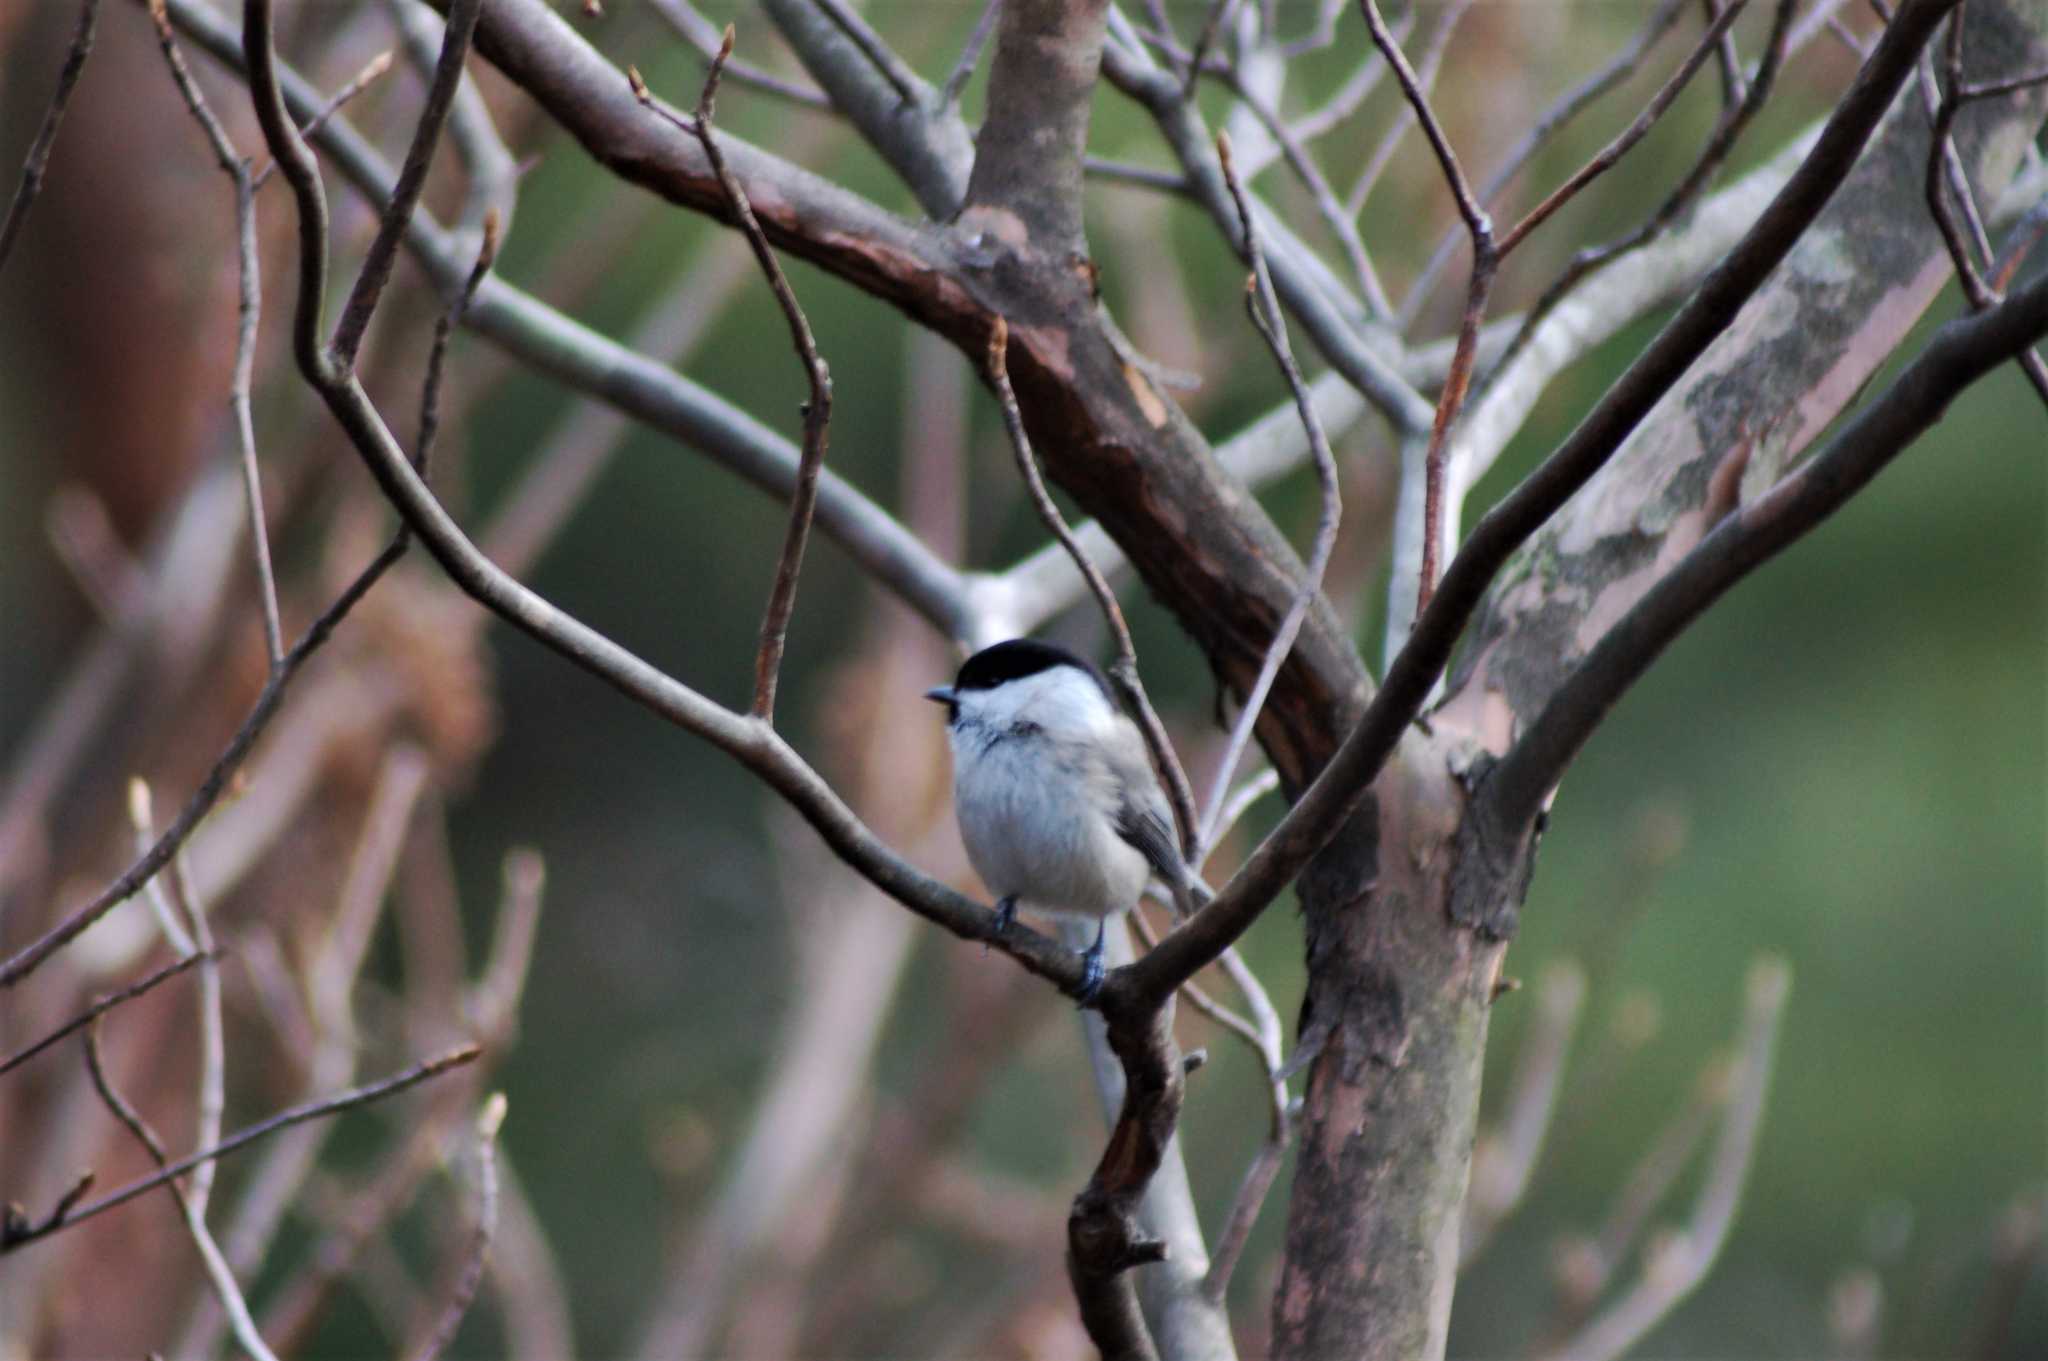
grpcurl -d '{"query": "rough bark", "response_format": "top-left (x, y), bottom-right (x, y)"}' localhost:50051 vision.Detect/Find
top-left (454, 0), bottom-right (1370, 789)
top-left (1444, 0), bottom-right (2048, 793)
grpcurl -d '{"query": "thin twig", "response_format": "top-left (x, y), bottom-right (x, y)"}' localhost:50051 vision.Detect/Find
top-left (329, 0), bottom-right (484, 365)
top-left (1288, 28), bottom-right (1401, 146)
top-left (1459, 961), bottom-right (1586, 1270)
top-left (1498, 0), bottom-right (1799, 378)
top-left (1203, 132), bottom-right (1342, 859)
top-left (1082, 155), bottom-right (1191, 195)
top-left (632, 30), bottom-right (833, 723)
top-left (1538, 960), bottom-right (1790, 1361)
top-left (467, 850), bottom-right (545, 1042)
top-left (1345, 0), bottom-right (1473, 219)
top-left (1213, 65), bottom-right (1396, 318)
top-left (0, 1044), bottom-right (482, 1253)
top-left (0, 0), bottom-right (99, 274)
top-left (813, 0), bottom-right (924, 104)
top-left (982, 316), bottom-right (1199, 863)
top-left (1404, 0), bottom-right (1691, 323)
top-left (144, 0), bottom-right (284, 669)
top-left (1923, 8), bottom-right (2048, 405)
top-left (83, 1021), bottom-right (280, 1361)
top-left (1126, 905), bottom-right (1263, 1052)
top-left (408, 1093), bottom-right (507, 1361)
top-left (1201, 937), bottom-right (1291, 1301)
top-left (941, 0), bottom-right (1003, 109)
top-left (127, 778), bottom-right (227, 1216)
top-left (1495, 0), bottom-right (1756, 257)
top-left (1957, 64), bottom-right (2048, 100)
top-left (0, 534), bottom-right (409, 987)
top-left (250, 49), bottom-right (396, 191)
top-left (647, 0), bottom-right (833, 111)
top-left (418, 210), bottom-right (503, 476)
top-left (1359, 0), bottom-right (1492, 620)
top-left (1183, 0), bottom-right (1242, 94)
top-left (42, 485), bottom-right (145, 622)
top-left (0, 950), bottom-right (212, 1079)
top-left (1705, 0), bottom-right (1750, 106)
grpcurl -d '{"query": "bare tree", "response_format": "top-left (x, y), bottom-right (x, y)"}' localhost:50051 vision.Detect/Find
top-left (1, 0), bottom-right (2042, 1358)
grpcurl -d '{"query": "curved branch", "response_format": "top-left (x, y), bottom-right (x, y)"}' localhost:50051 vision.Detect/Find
top-left (1482, 260), bottom-right (2048, 837)
top-left (1110, 0), bottom-right (1963, 1007)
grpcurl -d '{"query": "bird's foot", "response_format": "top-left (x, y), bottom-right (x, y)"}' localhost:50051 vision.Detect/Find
top-left (985, 895), bottom-right (1018, 953)
top-left (1075, 918), bottom-right (1107, 1004)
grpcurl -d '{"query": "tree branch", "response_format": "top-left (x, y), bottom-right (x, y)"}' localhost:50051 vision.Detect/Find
top-left (3, 1044), bottom-right (482, 1253)
top-left (1109, 0), bottom-right (1963, 1006)
top-left (963, 0), bottom-right (1113, 253)
top-left (632, 32), bottom-right (836, 722)
top-left (1482, 256), bottom-right (2048, 837)
top-left (0, 0), bottom-right (98, 274)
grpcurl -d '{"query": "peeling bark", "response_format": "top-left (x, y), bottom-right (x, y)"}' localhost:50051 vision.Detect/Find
top-left (1446, 0), bottom-right (2048, 754)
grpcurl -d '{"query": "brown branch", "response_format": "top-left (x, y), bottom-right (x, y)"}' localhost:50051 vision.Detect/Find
top-left (983, 316), bottom-right (1200, 866)
top-left (1498, 0), bottom-right (1799, 377)
top-left (1345, 0), bottom-right (1471, 219)
top-left (1495, 0), bottom-right (1755, 256)
top-left (1204, 132), bottom-right (1342, 855)
top-left (1924, 9), bottom-right (2048, 405)
top-left (1108, 0), bottom-right (1962, 1009)
top-left (632, 29), bottom-right (834, 722)
top-left (250, 49), bottom-right (396, 191)
top-left (1404, 0), bottom-right (1691, 322)
top-left (0, 0), bottom-right (98, 273)
top-left (1483, 247), bottom-right (2048, 838)
top-left (328, 0), bottom-right (483, 366)
top-left (144, 0), bottom-right (283, 668)
top-left (418, 212), bottom-right (502, 476)
top-left (83, 1021), bottom-right (279, 1361)
top-left (408, 1093), bottom-right (506, 1361)
top-left (0, 950), bottom-right (212, 1078)
top-left (2, 1044), bottom-right (482, 1253)
top-left (239, 0), bottom-right (1091, 998)
top-left (1358, 0), bottom-right (1492, 619)
top-left (0, 533), bottom-right (408, 987)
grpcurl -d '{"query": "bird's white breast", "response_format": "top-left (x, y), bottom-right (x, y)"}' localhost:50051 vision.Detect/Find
top-left (945, 669), bottom-right (1150, 918)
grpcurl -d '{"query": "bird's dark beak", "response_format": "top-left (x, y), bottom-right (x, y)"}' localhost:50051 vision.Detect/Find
top-left (923, 686), bottom-right (957, 706)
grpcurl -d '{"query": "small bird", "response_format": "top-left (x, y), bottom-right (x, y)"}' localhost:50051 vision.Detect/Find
top-left (925, 639), bottom-right (1210, 998)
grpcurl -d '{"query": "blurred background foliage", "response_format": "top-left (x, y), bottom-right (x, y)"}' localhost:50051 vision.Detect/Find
top-left (0, 1), bottom-right (2041, 1357)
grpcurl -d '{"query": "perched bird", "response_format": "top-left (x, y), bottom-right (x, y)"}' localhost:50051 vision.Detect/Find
top-left (925, 639), bottom-right (1209, 997)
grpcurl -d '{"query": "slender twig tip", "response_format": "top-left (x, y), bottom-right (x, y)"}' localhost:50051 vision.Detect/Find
top-left (364, 50), bottom-right (394, 81)
top-left (479, 1091), bottom-right (509, 1138)
top-left (126, 777), bottom-right (153, 833)
top-left (626, 65), bottom-right (649, 102)
top-left (720, 23), bottom-right (737, 65)
top-left (1216, 128), bottom-right (1236, 174)
top-left (146, 0), bottom-right (169, 35)
top-left (479, 206), bottom-right (502, 271)
top-left (1747, 956), bottom-right (1791, 1009)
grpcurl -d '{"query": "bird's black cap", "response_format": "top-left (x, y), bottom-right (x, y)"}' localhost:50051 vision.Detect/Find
top-left (925, 638), bottom-right (1114, 712)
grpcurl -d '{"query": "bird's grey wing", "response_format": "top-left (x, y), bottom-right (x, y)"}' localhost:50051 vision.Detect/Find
top-left (1104, 720), bottom-right (1202, 903)
top-left (1113, 788), bottom-right (1185, 888)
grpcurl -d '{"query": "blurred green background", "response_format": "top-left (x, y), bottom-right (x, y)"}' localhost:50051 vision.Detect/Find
top-left (1, 1), bottom-right (2041, 1356)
